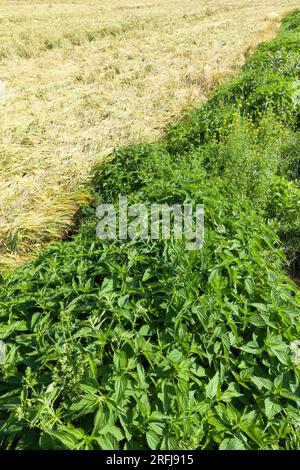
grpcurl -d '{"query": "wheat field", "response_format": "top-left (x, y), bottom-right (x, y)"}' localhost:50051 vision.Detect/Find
top-left (0, 0), bottom-right (299, 269)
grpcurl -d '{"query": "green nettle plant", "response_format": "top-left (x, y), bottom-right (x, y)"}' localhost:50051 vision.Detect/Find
top-left (0, 10), bottom-right (300, 451)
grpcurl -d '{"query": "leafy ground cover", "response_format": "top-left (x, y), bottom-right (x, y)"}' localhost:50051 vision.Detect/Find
top-left (0, 10), bottom-right (300, 450)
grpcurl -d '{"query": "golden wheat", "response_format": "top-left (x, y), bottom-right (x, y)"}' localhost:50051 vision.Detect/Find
top-left (0, 0), bottom-right (299, 269)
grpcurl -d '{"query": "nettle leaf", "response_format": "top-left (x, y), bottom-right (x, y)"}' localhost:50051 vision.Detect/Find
top-left (162, 383), bottom-right (174, 413)
top-left (99, 424), bottom-right (124, 442)
top-left (100, 278), bottom-right (115, 293)
top-left (205, 372), bottom-right (220, 400)
top-left (113, 350), bottom-right (127, 370)
top-left (250, 303), bottom-right (268, 312)
top-left (207, 416), bottom-right (229, 432)
top-left (239, 341), bottom-right (262, 355)
top-left (136, 392), bottom-right (151, 416)
top-left (221, 333), bottom-right (231, 352)
top-left (45, 426), bottom-right (84, 450)
top-left (190, 364), bottom-right (206, 382)
top-left (265, 334), bottom-right (291, 365)
top-left (240, 367), bottom-right (254, 381)
top-left (167, 349), bottom-right (183, 363)
top-left (251, 372), bottom-right (273, 391)
top-left (117, 295), bottom-right (130, 308)
top-left (136, 364), bottom-right (147, 388)
top-left (286, 407), bottom-right (300, 427)
top-left (139, 325), bottom-right (150, 336)
top-left (248, 314), bottom-right (268, 328)
top-left (240, 410), bottom-right (257, 427)
top-left (88, 357), bottom-right (98, 381)
top-left (219, 436), bottom-right (248, 450)
top-left (279, 388), bottom-right (300, 404)
top-left (241, 426), bottom-right (267, 449)
top-left (146, 430), bottom-right (161, 450)
top-left (176, 379), bottom-right (189, 410)
top-left (95, 434), bottom-right (117, 450)
top-left (114, 376), bottom-right (127, 403)
top-left (69, 395), bottom-right (98, 416)
top-left (220, 383), bottom-right (243, 402)
top-left (148, 421), bottom-right (165, 436)
top-left (93, 406), bottom-right (104, 434)
top-left (46, 431), bottom-right (77, 450)
top-left (119, 415), bottom-right (132, 441)
top-left (244, 279), bottom-right (254, 295)
top-left (80, 378), bottom-right (100, 396)
top-left (265, 397), bottom-right (282, 419)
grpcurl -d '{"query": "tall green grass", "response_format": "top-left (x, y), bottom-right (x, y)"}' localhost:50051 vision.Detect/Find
top-left (0, 10), bottom-right (300, 450)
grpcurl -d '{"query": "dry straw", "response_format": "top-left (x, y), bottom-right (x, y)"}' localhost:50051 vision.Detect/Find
top-left (0, 0), bottom-right (298, 269)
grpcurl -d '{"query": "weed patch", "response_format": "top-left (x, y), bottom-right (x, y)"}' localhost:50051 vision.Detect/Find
top-left (0, 8), bottom-right (300, 451)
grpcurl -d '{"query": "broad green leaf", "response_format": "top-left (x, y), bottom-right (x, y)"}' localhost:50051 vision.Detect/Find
top-left (205, 372), bottom-right (220, 400)
top-left (95, 434), bottom-right (116, 450)
top-left (251, 374), bottom-right (273, 391)
top-left (114, 376), bottom-right (127, 403)
top-left (99, 424), bottom-right (124, 442)
top-left (219, 437), bottom-right (248, 450)
top-left (146, 430), bottom-right (161, 450)
top-left (137, 364), bottom-right (147, 388)
top-left (265, 397), bottom-right (281, 419)
top-left (167, 349), bottom-right (183, 363)
top-left (220, 383), bottom-right (243, 402)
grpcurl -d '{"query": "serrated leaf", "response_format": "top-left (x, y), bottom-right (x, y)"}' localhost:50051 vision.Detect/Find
top-left (139, 325), bottom-right (150, 336)
top-left (114, 376), bottom-right (127, 403)
top-left (79, 379), bottom-right (99, 396)
top-left (69, 396), bottom-right (98, 416)
top-left (207, 416), bottom-right (228, 432)
top-left (279, 388), bottom-right (300, 404)
top-left (148, 421), bottom-right (164, 436)
top-left (219, 437), bottom-right (248, 450)
top-left (99, 424), bottom-right (124, 442)
top-left (240, 341), bottom-right (261, 355)
top-left (117, 295), bottom-right (129, 308)
top-left (137, 364), bottom-right (147, 388)
top-left (146, 430), bottom-right (161, 450)
top-left (100, 278), bottom-right (114, 293)
top-left (46, 426), bottom-right (84, 450)
top-left (264, 397), bottom-right (281, 419)
top-left (250, 303), bottom-right (268, 312)
top-left (205, 372), bottom-right (220, 400)
top-left (167, 349), bottom-right (183, 363)
top-left (94, 434), bottom-right (116, 450)
top-left (248, 314), bottom-right (267, 328)
top-left (251, 374), bottom-right (273, 391)
top-left (220, 383), bottom-right (243, 402)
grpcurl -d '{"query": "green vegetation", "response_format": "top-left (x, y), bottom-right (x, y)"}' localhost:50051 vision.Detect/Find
top-left (0, 10), bottom-right (300, 450)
